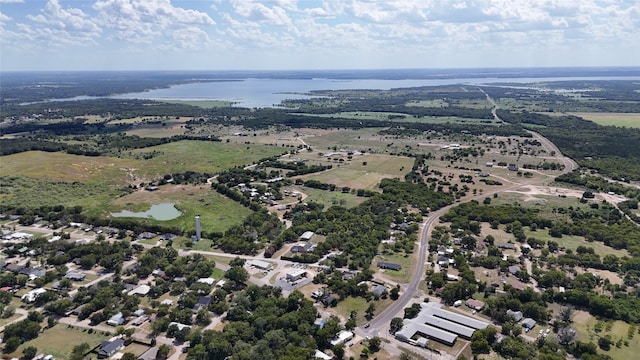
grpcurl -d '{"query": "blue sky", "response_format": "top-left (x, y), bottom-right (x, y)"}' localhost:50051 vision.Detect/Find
top-left (1, 0), bottom-right (638, 71)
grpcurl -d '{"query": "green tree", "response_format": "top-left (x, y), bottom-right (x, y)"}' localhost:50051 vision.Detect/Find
top-left (22, 346), bottom-right (38, 360)
top-left (70, 343), bottom-right (90, 360)
top-left (368, 337), bottom-right (381, 352)
top-left (390, 317), bottom-right (404, 334)
top-left (157, 344), bottom-right (171, 360)
top-left (365, 302), bottom-right (376, 320)
top-left (3, 336), bottom-right (20, 353)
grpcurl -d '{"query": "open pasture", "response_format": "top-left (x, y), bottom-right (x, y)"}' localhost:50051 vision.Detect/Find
top-left (131, 140), bottom-right (288, 176)
top-left (298, 154), bottom-right (413, 190)
top-left (569, 112), bottom-right (640, 128)
top-left (0, 151), bottom-right (139, 183)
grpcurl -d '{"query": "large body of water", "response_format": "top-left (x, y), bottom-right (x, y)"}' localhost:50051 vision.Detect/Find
top-left (112, 75), bottom-right (640, 108)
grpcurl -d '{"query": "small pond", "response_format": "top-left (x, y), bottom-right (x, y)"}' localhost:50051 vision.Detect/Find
top-left (111, 203), bottom-right (181, 221)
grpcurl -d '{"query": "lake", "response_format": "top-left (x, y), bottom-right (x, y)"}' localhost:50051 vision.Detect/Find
top-left (111, 203), bottom-right (181, 221)
top-left (112, 75), bottom-right (640, 108)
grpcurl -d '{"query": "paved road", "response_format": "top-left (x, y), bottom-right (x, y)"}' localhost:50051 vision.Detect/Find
top-left (360, 127), bottom-right (577, 339)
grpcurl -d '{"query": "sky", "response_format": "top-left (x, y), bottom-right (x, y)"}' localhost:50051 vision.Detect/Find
top-left (0, 0), bottom-right (639, 71)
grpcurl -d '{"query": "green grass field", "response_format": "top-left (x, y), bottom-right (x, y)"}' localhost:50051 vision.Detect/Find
top-left (524, 228), bottom-right (628, 257)
top-left (131, 140), bottom-right (287, 177)
top-left (373, 252), bottom-right (414, 282)
top-left (111, 185), bottom-right (251, 233)
top-left (17, 324), bottom-right (105, 360)
top-left (569, 112), bottom-right (640, 128)
top-left (299, 154), bottom-right (413, 190)
top-left (573, 311), bottom-right (640, 360)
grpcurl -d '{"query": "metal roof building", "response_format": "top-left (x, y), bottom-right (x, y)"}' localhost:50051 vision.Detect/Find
top-left (395, 302), bottom-right (490, 345)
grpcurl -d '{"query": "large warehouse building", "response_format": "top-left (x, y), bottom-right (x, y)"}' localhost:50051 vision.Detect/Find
top-left (395, 302), bottom-right (490, 346)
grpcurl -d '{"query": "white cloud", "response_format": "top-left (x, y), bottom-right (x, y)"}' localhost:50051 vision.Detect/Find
top-left (92, 0), bottom-right (215, 47)
top-left (0, 0), bottom-right (24, 3)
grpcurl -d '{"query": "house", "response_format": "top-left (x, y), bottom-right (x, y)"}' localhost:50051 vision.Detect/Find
top-left (497, 242), bottom-right (516, 250)
top-left (522, 318), bottom-right (536, 331)
top-left (507, 164), bottom-right (519, 171)
top-left (314, 350), bottom-right (332, 360)
top-left (20, 267), bottom-right (46, 280)
top-left (508, 265), bottom-right (521, 275)
top-left (507, 310), bottom-right (523, 322)
top-left (137, 232), bottom-right (156, 240)
top-left (127, 284), bottom-right (151, 296)
top-left (215, 279), bottom-right (226, 288)
top-left (5, 263), bottom-right (25, 273)
top-left (98, 338), bottom-right (125, 358)
top-left (321, 295), bottom-right (337, 307)
top-left (372, 284), bottom-right (387, 298)
top-left (160, 299), bottom-right (174, 306)
top-left (465, 299), bottom-right (485, 311)
top-left (291, 242), bottom-right (314, 253)
top-left (486, 162), bottom-right (494, 167)
top-left (107, 312), bottom-right (125, 326)
top-left (194, 296), bottom-right (212, 311)
top-left (22, 288), bottom-right (47, 303)
top-left (160, 233), bottom-right (177, 241)
top-left (377, 261), bottom-right (401, 271)
top-left (65, 272), bottom-right (86, 281)
top-left (132, 315), bottom-right (149, 326)
top-left (152, 269), bottom-right (168, 279)
top-left (168, 322), bottom-right (191, 331)
top-left (478, 171), bottom-right (490, 177)
top-left (197, 277), bottom-right (215, 285)
top-left (138, 346), bottom-right (159, 360)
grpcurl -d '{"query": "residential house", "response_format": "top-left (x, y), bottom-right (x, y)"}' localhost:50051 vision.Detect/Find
top-left (508, 265), bottom-right (521, 275)
top-left (107, 312), bottom-right (125, 326)
top-left (291, 242), bottom-right (314, 253)
top-left (507, 310), bottom-right (523, 322)
top-left (98, 338), bottom-right (125, 358)
top-left (465, 299), bottom-right (485, 311)
top-left (377, 261), bottom-right (401, 271)
top-left (65, 272), bottom-right (86, 281)
top-left (522, 318), bottom-right (536, 331)
top-left (193, 296), bottom-right (212, 311)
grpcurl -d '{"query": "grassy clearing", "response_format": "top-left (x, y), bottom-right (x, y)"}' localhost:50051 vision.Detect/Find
top-left (292, 186), bottom-right (367, 209)
top-left (299, 154), bottom-right (412, 190)
top-left (131, 140), bottom-right (287, 176)
top-left (0, 151), bottom-right (139, 183)
top-left (406, 99), bottom-right (449, 107)
top-left (573, 310), bottom-right (640, 360)
top-left (0, 313), bottom-right (23, 327)
top-left (111, 185), bottom-right (251, 234)
top-left (18, 324), bottom-right (105, 360)
top-left (569, 112), bottom-right (640, 128)
top-left (524, 228), bottom-right (628, 257)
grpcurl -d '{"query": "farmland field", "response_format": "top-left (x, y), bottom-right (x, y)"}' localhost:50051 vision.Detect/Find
top-left (569, 112), bottom-right (640, 128)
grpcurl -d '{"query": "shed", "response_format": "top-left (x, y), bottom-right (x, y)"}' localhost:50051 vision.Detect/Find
top-left (300, 231), bottom-right (315, 241)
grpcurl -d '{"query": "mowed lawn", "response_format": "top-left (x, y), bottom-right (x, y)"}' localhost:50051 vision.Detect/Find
top-left (523, 228), bottom-right (628, 257)
top-left (17, 325), bottom-right (105, 359)
top-left (299, 154), bottom-right (413, 190)
top-left (570, 112), bottom-right (640, 128)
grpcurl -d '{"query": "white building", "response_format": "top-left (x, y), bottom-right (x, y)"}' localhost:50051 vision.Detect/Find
top-left (330, 330), bottom-right (354, 347)
top-left (286, 269), bottom-right (307, 282)
top-left (22, 288), bottom-right (46, 303)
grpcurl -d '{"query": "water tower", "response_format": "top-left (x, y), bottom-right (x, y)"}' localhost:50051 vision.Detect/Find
top-left (195, 215), bottom-right (201, 242)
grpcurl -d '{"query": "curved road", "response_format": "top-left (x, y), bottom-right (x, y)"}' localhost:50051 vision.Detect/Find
top-left (361, 130), bottom-right (577, 338)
